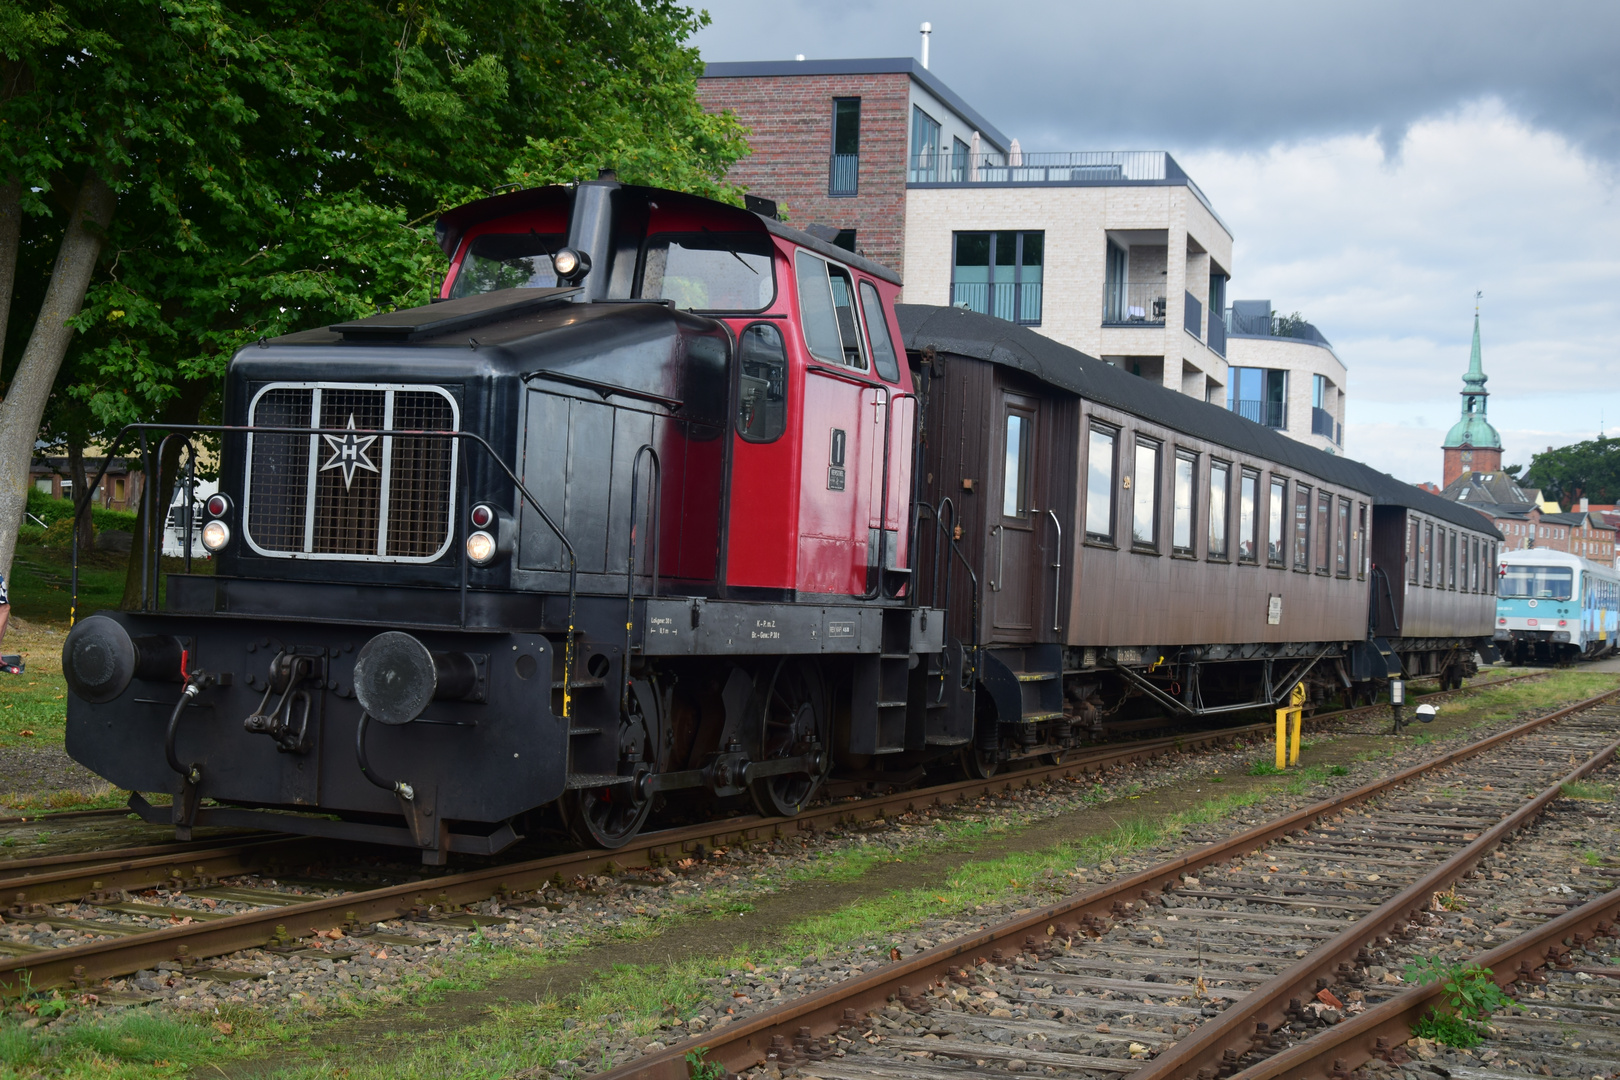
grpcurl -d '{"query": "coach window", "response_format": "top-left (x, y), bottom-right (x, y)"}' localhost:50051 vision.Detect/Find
top-left (737, 323), bottom-right (789, 442)
top-left (1407, 519), bottom-right (1420, 584)
top-left (1267, 478), bottom-right (1287, 567)
top-left (1356, 502), bottom-right (1368, 580)
top-left (1423, 522), bottom-right (1434, 586)
top-left (1471, 536), bottom-right (1481, 591)
top-left (1085, 425), bottom-right (1117, 544)
top-left (1132, 438), bottom-right (1161, 551)
top-left (1337, 498), bottom-right (1351, 577)
top-left (1238, 469), bottom-right (1259, 563)
top-left (1315, 491), bottom-right (1332, 574)
top-left (857, 281), bottom-right (901, 383)
top-left (1172, 451), bottom-right (1197, 556)
top-left (1292, 483), bottom-right (1311, 571)
top-left (1448, 531), bottom-right (1458, 589)
top-left (1208, 460), bottom-right (1230, 561)
top-left (1002, 409), bottom-right (1031, 518)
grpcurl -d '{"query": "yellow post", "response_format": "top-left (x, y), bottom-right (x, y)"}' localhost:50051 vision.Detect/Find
top-left (1289, 683), bottom-right (1307, 765)
top-left (1275, 707), bottom-right (1288, 769)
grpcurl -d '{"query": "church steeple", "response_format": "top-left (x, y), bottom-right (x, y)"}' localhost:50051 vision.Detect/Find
top-left (1442, 296), bottom-right (1502, 487)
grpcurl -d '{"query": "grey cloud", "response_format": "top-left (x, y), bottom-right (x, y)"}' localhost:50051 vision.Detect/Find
top-left (692, 0), bottom-right (1620, 159)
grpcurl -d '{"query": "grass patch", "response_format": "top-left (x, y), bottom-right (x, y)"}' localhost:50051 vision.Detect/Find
top-left (1561, 781), bottom-right (1615, 801)
top-left (1247, 760), bottom-right (1284, 776)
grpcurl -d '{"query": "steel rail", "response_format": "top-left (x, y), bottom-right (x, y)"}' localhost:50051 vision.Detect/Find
top-left (0, 836), bottom-right (315, 906)
top-left (583, 685), bottom-right (1620, 1080)
top-left (0, 671), bottom-right (1550, 994)
top-left (1225, 885), bottom-right (1620, 1080)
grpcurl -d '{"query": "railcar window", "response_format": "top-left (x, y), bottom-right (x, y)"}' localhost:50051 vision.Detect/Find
top-left (1357, 503), bottom-right (1368, 580)
top-left (1423, 522), bottom-right (1433, 586)
top-left (1448, 531), bottom-right (1458, 589)
top-left (1500, 566), bottom-right (1573, 600)
top-left (1407, 520), bottom-right (1419, 584)
top-left (449, 232), bottom-right (568, 297)
top-left (1436, 528), bottom-right (1447, 589)
top-left (1173, 451), bottom-right (1196, 555)
top-left (1085, 426), bottom-right (1117, 543)
top-left (1315, 491), bottom-right (1331, 573)
top-left (826, 267), bottom-right (869, 369)
top-left (1489, 543), bottom-right (1498, 594)
top-left (1132, 439), bottom-right (1160, 550)
top-left (642, 232), bottom-right (776, 311)
top-left (1208, 461), bottom-right (1229, 560)
top-left (1337, 498), bottom-right (1351, 576)
top-left (1292, 483), bottom-right (1311, 571)
top-left (857, 281), bottom-right (901, 382)
top-left (737, 323), bottom-right (789, 443)
top-left (1267, 478), bottom-right (1286, 567)
top-left (1003, 411), bottom-right (1031, 518)
top-left (1238, 470), bottom-right (1259, 563)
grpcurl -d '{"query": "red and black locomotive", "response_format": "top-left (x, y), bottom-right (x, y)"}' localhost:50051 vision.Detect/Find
top-left (61, 176), bottom-right (1502, 861)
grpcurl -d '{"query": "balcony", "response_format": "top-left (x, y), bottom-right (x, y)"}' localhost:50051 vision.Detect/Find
top-left (1233, 399), bottom-right (1286, 428)
top-left (1311, 406), bottom-right (1340, 444)
top-left (1207, 305), bottom-right (1227, 357)
top-left (952, 280), bottom-right (1043, 325)
top-left (829, 153), bottom-right (858, 197)
top-left (909, 150), bottom-right (1225, 227)
top-left (1183, 291), bottom-right (1203, 339)
top-left (1225, 306), bottom-right (1333, 348)
top-left (1103, 281), bottom-right (1167, 326)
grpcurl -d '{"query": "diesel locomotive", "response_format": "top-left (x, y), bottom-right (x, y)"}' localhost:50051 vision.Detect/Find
top-left (60, 175), bottom-right (1503, 861)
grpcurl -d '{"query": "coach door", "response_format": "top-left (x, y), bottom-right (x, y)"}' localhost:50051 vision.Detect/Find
top-left (989, 391), bottom-right (1049, 641)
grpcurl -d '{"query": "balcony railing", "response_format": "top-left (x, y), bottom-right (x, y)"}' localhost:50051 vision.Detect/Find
top-left (829, 153), bottom-right (858, 197)
top-left (1207, 306), bottom-right (1227, 357)
top-left (1183, 290), bottom-right (1203, 339)
top-left (909, 150), bottom-right (1224, 226)
top-left (1234, 399), bottom-right (1286, 428)
top-left (1224, 308), bottom-right (1333, 348)
top-left (1103, 281), bottom-right (1167, 325)
top-left (1311, 406), bottom-right (1340, 444)
top-left (952, 280), bottom-right (1043, 325)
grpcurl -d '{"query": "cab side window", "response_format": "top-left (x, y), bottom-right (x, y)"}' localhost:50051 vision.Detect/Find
top-left (858, 281), bottom-right (901, 382)
top-left (826, 266), bottom-right (868, 369)
top-left (737, 323), bottom-right (789, 443)
top-left (796, 251), bottom-right (843, 366)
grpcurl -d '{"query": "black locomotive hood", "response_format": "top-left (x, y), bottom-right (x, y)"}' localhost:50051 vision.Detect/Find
top-left (240, 291), bottom-right (731, 428)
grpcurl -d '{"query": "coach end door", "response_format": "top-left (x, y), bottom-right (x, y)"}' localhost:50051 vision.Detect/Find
top-left (989, 392), bottom-right (1049, 641)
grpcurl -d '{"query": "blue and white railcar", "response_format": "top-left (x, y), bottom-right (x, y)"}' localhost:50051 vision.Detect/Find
top-left (1494, 548), bottom-right (1620, 663)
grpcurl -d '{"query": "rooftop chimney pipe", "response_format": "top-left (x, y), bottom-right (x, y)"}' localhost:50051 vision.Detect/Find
top-left (920, 22), bottom-right (931, 69)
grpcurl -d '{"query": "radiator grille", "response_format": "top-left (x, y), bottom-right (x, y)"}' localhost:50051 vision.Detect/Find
top-left (244, 384), bottom-right (458, 561)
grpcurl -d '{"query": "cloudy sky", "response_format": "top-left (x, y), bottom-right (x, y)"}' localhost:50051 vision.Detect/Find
top-left (691, 1), bottom-right (1620, 486)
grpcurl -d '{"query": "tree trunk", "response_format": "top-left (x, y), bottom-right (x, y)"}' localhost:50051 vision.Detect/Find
top-left (0, 177), bottom-right (19, 360)
top-left (0, 168), bottom-right (116, 587)
top-left (67, 442), bottom-right (95, 552)
top-left (120, 378), bottom-right (213, 610)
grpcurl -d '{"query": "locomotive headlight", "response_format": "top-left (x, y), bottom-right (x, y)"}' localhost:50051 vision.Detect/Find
top-left (551, 247), bottom-right (590, 282)
top-left (201, 520), bottom-right (231, 552)
top-left (466, 530), bottom-right (497, 565)
top-left (205, 493), bottom-right (231, 517)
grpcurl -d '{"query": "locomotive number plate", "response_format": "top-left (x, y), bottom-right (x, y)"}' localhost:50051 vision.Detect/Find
top-left (827, 466), bottom-right (846, 491)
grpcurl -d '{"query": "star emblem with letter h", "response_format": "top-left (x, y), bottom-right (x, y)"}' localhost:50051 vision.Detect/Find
top-left (320, 415), bottom-right (380, 489)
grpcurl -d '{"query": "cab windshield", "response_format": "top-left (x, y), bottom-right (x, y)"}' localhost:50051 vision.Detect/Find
top-left (640, 232), bottom-right (775, 311)
top-left (450, 233), bottom-right (568, 298)
top-left (1500, 566), bottom-right (1573, 600)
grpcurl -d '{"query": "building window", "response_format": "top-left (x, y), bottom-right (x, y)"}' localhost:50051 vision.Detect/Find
top-left (1085, 425), bottom-right (1117, 543)
top-left (1337, 498), bottom-right (1351, 577)
top-left (909, 105), bottom-right (941, 182)
top-left (1267, 477), bottom-right (1287, 567)
top-left (1293, 483), bottom-right (1311, 570)
top-left (1208, 460), bottom-right (1229, 560)
top-left (1229, 368), bottom-right (1287, 429)
top-left (830, 98), bottom-right (860, 196)
top-left (1239, 469), bottom-right (1259, 563)
top-left (950, 136), bottom-right (970, 182)
top-left (951, 231), bottom-right (1043, 325)
top-left (1173, 451), bottom-right (1196, 556)
top-left (1132, 439), bottom-right (1160, 550)
top-left (1315, 491), bottom-right (1331, 574)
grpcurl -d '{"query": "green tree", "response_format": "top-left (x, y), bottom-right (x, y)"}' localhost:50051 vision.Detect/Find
top-left (1522, 436), bottom-right (1620, 506)
top-left (0, 0), bottom-right (748, 604)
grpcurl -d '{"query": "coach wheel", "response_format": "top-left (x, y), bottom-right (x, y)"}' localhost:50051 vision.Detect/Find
top-left (749, 659), bottom-right (830, 818)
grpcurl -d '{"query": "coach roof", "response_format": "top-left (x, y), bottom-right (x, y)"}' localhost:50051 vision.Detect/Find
top-left (897, 304), bottom-right (1500, 539)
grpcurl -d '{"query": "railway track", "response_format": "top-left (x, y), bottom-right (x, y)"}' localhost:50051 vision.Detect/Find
top-left (0, 671), bottom-right (1553, 997)
top-left (584, 686), bottom-right (1620, 1080)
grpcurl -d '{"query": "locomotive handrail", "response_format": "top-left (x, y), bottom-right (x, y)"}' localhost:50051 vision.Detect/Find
top-left (522, 368), bottom-right (684, 412)
top-left (623, 444), bottom-right (662, 717)
top-left (865, 389), bottom-right (917, 602)
top-left (67, 420), bottom-right (583, 721)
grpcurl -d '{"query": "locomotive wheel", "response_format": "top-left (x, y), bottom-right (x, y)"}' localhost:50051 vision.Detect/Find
top-left (558, 780), bottom-right (652, 850)
top-left (749, 659), bottom-right (830, 818)
top-left (961, 745), bottom-right (998, 780)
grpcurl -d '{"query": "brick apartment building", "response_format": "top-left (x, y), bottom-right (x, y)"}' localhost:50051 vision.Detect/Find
top-left (698, 54), bottom-right (1343, 444)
